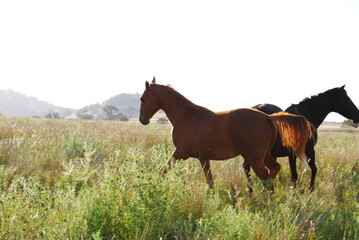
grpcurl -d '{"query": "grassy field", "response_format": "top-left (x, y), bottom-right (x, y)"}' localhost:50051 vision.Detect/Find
top-left (0, 117), bottom-right (358, 239)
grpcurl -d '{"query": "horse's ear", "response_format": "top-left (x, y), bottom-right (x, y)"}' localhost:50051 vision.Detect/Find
top-left (340, 84), bottom-right (346, 90)
top-left (152, 76), bottom-right (156, 84)
top-left (145, 81), bottom-right (150, 89)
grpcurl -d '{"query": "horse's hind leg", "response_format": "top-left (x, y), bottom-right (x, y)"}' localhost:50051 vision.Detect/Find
top-left (246, 158), bottom-right (274, 192)
top-left (288, 154), bottom-right (298, 188)
top-left (306, 147), bottom-right (317, 192)
top-left (264, 153), bottom-right (281, 179)
top-left (200, 159), bottom-right (214, 189)
top-left (243, 160), bottom-right (253, 194)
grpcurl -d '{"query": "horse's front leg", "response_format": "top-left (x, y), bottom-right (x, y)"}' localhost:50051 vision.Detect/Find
top-left (160, 149), bottom-right (186, 174)
top-left (160, 156), bottom-right (177, 174)
top-left (200, 159), bottom-right (214, 189)
top-left (243, 160), bottom-right (253, 194)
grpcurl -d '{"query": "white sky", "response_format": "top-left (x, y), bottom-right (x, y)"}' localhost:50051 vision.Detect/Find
top-left (1, 0), bottom-right (358, 122)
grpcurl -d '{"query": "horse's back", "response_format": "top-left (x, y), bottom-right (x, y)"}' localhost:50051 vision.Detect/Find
top-left (225, 108), bottom-right (270, 126)
top-left (252, 104), bottom-right (283, 115)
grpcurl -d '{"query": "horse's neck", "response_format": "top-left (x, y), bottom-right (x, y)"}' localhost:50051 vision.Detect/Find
top-left (288, 100), bottom-right (331, 129)
top-left (158, 90), bottom-right (198, 126)
top-left (307, 109), bottom-right (329, 129)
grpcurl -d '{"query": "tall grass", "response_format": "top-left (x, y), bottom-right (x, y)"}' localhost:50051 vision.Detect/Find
top-left (0, 117), bottom-right (357, 239)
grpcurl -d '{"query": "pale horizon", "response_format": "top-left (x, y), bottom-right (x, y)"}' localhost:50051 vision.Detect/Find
top-left (1, 0), bottom-right (358, 122)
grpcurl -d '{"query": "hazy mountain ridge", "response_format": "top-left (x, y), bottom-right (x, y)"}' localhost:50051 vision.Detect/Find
top-left (0, 89), bottom-right (140, 119)
top-left (0, 89), bottom-right (75, 117)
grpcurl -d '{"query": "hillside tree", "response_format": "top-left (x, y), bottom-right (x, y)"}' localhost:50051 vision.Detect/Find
top-left (103, 105), bottom-right (129, 121)
top-left (45, 112), bottom-right (61, 119)
top-left (76, 109), bottom-right (94, 120)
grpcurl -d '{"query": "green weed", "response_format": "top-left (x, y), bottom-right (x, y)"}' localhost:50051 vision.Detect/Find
top-left (0, 117), bottom-right (357, 239)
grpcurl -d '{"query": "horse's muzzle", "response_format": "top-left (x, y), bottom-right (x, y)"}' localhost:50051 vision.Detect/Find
top-left (139, 115), bottom-right (150, 125)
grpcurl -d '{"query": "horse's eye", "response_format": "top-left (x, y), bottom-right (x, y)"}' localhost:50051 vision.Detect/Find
top-left (140, 97), bottom-right (144, 103)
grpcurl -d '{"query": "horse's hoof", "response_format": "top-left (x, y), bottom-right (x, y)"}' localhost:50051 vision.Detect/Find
top-left (159, 166), bottom-right (169, 175)
top-left (290, 181), bottom-right (297, 189)
top-left (246, 187), bottom-right (253, 197)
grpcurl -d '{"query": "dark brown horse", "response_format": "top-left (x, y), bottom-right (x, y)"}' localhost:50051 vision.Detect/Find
top-left (139, 77), bottom-right (313, 191)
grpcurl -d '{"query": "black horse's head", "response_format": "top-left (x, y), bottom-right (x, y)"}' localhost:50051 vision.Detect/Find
top-left (139, 77), bottom-right (161, 125)
top-left (331, 85), bottom-right (359, 124)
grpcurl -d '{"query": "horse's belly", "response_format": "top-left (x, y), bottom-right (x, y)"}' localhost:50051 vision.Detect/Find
top-left (196, 145), bottom-right (239, 160)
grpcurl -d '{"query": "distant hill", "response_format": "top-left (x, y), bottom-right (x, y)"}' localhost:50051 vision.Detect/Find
top-left (0, 89), bottom-right (140, 119)
top-left (0, 89), bottom-right (75, 117)
top-left (78, 93), bottom-right (141, 120)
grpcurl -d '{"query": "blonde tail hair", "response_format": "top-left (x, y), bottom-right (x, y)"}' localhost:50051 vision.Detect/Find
top-left (269, 112), bottom-right (313, 160)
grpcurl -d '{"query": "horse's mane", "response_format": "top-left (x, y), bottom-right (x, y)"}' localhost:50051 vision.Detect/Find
top-left (292, 87), bottom-right (342, 107)
top-left (152, 84), bottom-right (185, 98)
top-left (152, 84), bottom-right (194, 104)
top-left (152, 83), bottom-right (212, 112)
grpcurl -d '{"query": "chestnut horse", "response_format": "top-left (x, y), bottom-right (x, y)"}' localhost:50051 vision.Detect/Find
top-left (139, 78), bottom-right (312, 191)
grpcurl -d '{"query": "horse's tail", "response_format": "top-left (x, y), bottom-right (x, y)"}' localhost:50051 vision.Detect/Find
top-left (268, 112), bottom-right (313, 160)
